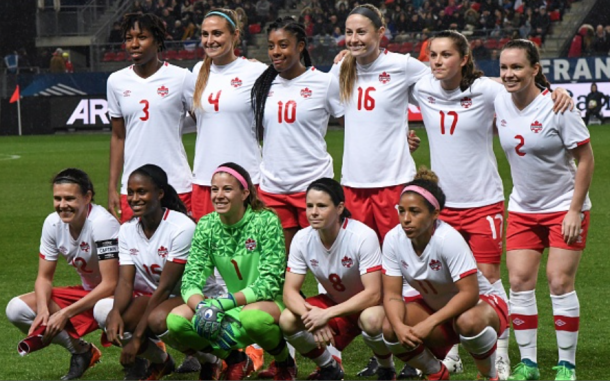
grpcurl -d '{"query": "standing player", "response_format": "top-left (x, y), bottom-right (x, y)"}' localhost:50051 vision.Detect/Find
top-left (280, 178), bottom-right (395, 380)
top-left (190, 8), bottom-right (267, 220)
top-left (332, 4), bottom-right (428, 242)
top-left (165, 163), bottom-right (293, 381)
top-left (382, 168), bottom-right (509, 381)
top-left (6, 168), bottom-right (120, 380)
top-left (107, 13), bottom-right (193, 223)
top-left (495, 40), bottom-right (594, 381)
top-left (251, 17), bottom-right (344, 252)
top-left (94, 164), bottom-right (195, 380)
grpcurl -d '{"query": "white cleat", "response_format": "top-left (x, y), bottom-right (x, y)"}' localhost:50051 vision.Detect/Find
top-left (496, 355), bottom-right (511, 380)
top-left (442, 354), bottom-right (464, 374)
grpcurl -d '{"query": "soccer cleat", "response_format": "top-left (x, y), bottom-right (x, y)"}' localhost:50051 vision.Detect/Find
top-left (199, 358), bottom-right (222, 381)
top-left (496, 355), bottom-right (511, 380)
top-left (508, 360), bottom-right (540, 381)
top-left (124, 357), bottom-right (149, 380)
top-left (552, 362), bottom-right (576, 381)
top-left (307, 355), bottom-right (343, 380)
top-left (258, 360), bottom-right (279, 379)
top-left (357, 356), bottom-right (379, 377)
top-left (144, 353), bottom-right (175, 380)
top-left (424, 362), bottom-right (450, 380)
top-left (398, 363), bottom-right (421, 379)
top-left (246, 345), bottom-right (265, 372)
top-left (61, 343), bottom-right (102, 380)
top-left (175, 355), bottom-right (201, 373)
top-left (272, 356), bottom-right (297, 380)
top-left (221, 351), bottom-right (254, 380)
top-left (377, 366), bottom-right (397, 380)
top-left (442, 354), bottom-right (464, 374)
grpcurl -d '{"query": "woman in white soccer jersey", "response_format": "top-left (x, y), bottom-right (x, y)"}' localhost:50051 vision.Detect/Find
top-left (333, 4), bottom-right (428, 243)
top-left (107, 13), bottom-right (193, 223)
top-left (93, 164), bottom-right (196, 380)
top-left (382, 168), bottom-right (509, 381)
top-left (495, 40), bottom-right (594, 381)
top-left (250, 16), bottom-right (343, 252)
top-left (190, 8), bottom-right (268, 221)
top-left (6, 168), bottom-right (120, 380)
top-left (280, 177), bottom-right (396, 380)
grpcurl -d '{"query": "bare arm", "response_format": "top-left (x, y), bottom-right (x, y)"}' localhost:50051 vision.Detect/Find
top-left (30, 258), bottom-right (57, 335)
top-left (105, 265), bottom-right (136, 345)
top-left (563, 142), bottom-right (594, 244)
top-left (108, 117), bottom-right (126, 220)
top-left (282, 271), bottom-right (308, 317)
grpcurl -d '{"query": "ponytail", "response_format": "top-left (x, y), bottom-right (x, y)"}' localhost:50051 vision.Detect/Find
top-left (130, 164), bottom-right (188, 216)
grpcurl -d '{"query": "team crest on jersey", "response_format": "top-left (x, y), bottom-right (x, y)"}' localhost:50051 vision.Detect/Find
top-left (429, 259), bottom-right (442, 271)
top-left (129, 248), bottom-right (139, 256)
top-left (245, 238), bottom-right (257, 251)
top-left (79, 241), bottom-right (90, 253)
top-left (500, 119), bottom-right (507, 127)
top-left (300, 87), bottom-right (312, 98)
top-left (158, 246), bottom-right (168, 258)
top-left (460, 97), bottom-right (472, 109)
top-left (59, 246), bottom-right (68, 254)
top-left (310, 259), bottom-right (319, 267)
top-left (341, 256), bottom-right (354, 268)
top-left (157, 85), bottom-right (169, 97)
top-left (530, 120), bottom-right (543, 133)
top-left (427, 96), bottom-right (436, 104)
top-left (231, 77), bottom-right (242, 88)
top-left (401, 260), bottom-right (409, 269)
top-left (379, 71), bottom-right (391, 84)
top-left (123, 90), bottom-right (131, 97)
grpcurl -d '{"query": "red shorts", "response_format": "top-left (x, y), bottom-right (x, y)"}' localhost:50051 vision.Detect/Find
top-left (440, 201), bottom-right (505, 264)
top-left (192, 184), bottom-right (214, 221)
top-left (506, 211), bottom-right (590, 252)
top-left (343, 184), bottom-right (403, 242)
top-left (405, 294), bottom-right (508, 360)
top-left (51, 286), bottom-right (98, 339)
top-left (258, 189), bottom-right (307, 229)
top-left (120, 192), bottom-right (192, 223)
top-left (305, 294), bottom-right (361, 351)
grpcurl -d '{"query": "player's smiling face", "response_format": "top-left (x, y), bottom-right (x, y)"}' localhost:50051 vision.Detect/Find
top-left (53, 183), bottom-right (91, 225)
top-left (500, 48), bottom-right (539, 95)
top-left (345, 14), bottom-right (384, 65)
top-left (125, 22), bottom-right (159, 66)
top-left (267, 28), bottom-right (305, 79)
top-left (211, 172), bottom-right (250, 223)
top-left (126, 173), bottom-right (164, 218)
top-left (201, 16), bottom-right (238, 65)
top-left (429, 37), bottom-right (467, 87)
top-left (306, 189), bottom-right (344, 231)
top-left (396, 193), bottom-right (438, 241)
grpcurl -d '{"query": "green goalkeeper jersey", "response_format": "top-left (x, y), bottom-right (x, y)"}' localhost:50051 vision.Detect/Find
top-left (182, 206), bottom-right (286, 305)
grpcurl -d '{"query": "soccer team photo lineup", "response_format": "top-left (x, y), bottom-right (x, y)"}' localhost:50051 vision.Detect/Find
top-left (1, 1), bottom-right (608, 380)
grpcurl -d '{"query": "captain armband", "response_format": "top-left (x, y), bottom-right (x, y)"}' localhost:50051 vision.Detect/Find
top-left (96, 239), bottom-right (119, 260)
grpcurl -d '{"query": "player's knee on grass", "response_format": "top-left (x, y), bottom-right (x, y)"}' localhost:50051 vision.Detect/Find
top-left (92, 298), bottom-right (113, 330)
top-left (279, 308), bottom-right (303, 335)
top-left (359, 306), bottom-right (385, 336)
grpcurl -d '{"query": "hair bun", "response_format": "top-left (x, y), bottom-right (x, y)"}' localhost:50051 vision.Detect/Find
top-left (414, 166), bottom-right (439, 184)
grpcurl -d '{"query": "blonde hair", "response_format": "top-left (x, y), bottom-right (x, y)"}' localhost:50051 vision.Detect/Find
top-left (339, 4), bottom-right (385, 102)
top-left (192, 8), bottom-right (239, 111)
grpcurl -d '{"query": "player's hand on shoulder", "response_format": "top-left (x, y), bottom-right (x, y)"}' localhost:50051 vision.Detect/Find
top-left (551, 87), bottom-right (575, 114)
top-left (334, 49), bottom-right (349, 64)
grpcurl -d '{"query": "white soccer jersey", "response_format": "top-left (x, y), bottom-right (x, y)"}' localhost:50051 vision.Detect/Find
top-left (260, 67), bottom-right (344, 194)
top-left (382, 220), bottom-right (495, 311)
top-left (494, 89), bottom-right (592, 213)
top-left (118, 209), bottom-right (196, 295)
top-left (287, 218), bottom-right (381, 304)
top-left (107, 62), bottom-right (193, 194)
top-left (40, 204), bottom-right (120, 291)
top-left (412, 75), bottom-right (504, 207)
top-left (192, 58), bottom-right (267, 185)
top-left (331, 51), bottom-right (428, 187)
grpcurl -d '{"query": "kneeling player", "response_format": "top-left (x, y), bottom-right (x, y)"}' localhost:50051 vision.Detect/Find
top-left (165, 163), bottom-right (293, 381)
top-left (381, 169), bottom-right (508, 380)
top-left (6, 168), bottom-right (120, 380)
top-left (280, 178), bottom-right (395, 380)
top-left (93, 165), bottom-right (195, 380)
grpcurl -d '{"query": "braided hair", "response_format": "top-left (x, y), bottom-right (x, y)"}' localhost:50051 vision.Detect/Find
top-left (251, 17), bottom-right (312, 143)
top-left (129, 164), bottom-right (188, 215)
top-left (121, 13), bottom-right (167, 52)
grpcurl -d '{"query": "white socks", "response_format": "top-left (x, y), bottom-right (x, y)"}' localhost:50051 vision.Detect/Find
top-left (510, 289), bottom-right (538, 363)
top-left (285, 330), bottom-right (332, 367)
top-left (460, 326), bottom-right (498, 379)
top-left (362, 331), bottom-right (394, 368)
top-left (551, 291), bottom-right (579, 366)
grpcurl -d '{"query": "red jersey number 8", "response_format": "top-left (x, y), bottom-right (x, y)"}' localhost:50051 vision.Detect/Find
top-left (328, 273), bottom-right (346, 292)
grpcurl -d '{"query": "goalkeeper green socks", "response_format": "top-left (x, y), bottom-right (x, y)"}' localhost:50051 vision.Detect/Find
top-left (240, 309), bottom-right (289, 362)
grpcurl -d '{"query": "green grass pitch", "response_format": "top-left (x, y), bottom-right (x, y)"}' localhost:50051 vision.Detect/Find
top-left (0, 125), bottom-right (608, 380)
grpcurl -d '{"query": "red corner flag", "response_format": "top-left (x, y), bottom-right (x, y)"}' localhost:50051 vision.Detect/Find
top-left (9, 85), bottom-right (20, 103)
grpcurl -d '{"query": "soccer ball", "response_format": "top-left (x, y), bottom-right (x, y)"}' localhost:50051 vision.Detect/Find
top-left (589, 99), bottom-right (597, 109)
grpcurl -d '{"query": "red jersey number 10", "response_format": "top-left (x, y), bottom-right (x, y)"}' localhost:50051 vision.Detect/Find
top-left (278, 100), bottom-right (297, 123)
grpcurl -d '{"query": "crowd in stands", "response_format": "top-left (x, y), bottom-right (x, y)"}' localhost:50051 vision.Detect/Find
top-left (569, 23), bottom-right (610, 57)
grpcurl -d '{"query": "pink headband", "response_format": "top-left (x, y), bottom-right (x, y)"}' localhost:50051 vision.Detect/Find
top-left (213, 166), bottom-right (249, 190)
top-left (401, 185), bottom-right (440, 211)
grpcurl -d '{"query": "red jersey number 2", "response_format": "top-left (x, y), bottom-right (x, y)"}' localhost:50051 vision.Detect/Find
top-left (139, 100), bottom-right (150, 121)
